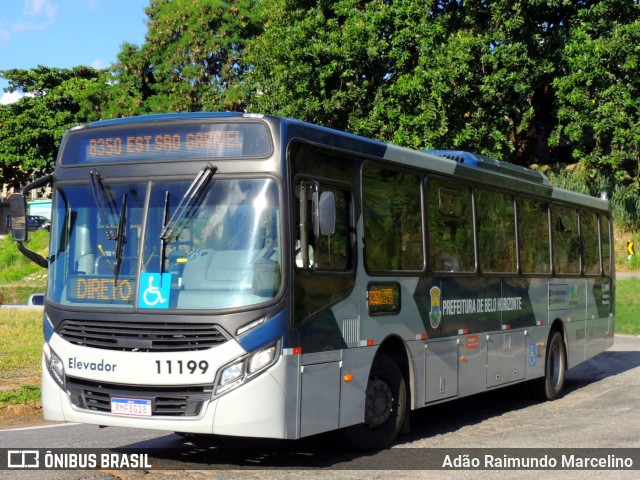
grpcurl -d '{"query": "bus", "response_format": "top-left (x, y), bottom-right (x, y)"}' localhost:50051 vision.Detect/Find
top-left (11, 113), bottom-right (614, 450)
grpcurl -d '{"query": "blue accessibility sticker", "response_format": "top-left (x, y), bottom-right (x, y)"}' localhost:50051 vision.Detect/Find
top-left (529, 343), bottom-right (537, 366)
top-left (138, 273), bottom-right (171, 309)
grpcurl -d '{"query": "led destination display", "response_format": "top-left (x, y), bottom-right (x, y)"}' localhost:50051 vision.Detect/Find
top-left (61, 121), bottom-right (272, 164)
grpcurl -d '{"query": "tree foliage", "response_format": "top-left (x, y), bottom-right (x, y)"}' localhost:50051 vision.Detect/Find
top-left (0, 66), bottom-right (110, 188)
top-left (108, 0), bottom-right (262, 115)
top-left (550, 0), bottom-right (640, 229)
top-left (248, 0), bottom-right (584, 163)
top-left (247, 0), bottom-right (394, 131)
top-left (552, 2), bottom-right (640, 176)
top-left (246, 0), bottom-right (640, 228)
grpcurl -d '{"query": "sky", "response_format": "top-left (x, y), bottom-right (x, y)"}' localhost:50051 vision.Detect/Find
top-left (0, 0), bottom-right (149, 104)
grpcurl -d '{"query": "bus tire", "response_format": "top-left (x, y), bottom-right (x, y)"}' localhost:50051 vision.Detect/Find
top-left (339, 353), bottom-right (407, 450)
top-left (530, 330), bottom-right (566, 401)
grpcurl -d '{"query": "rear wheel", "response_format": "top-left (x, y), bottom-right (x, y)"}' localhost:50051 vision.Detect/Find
top-left (530, 330), bottom-right (566, 400)
top-left (339, 353), bottom-right (407, 450)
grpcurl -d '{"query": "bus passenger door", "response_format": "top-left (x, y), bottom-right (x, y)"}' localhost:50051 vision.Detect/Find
top-left (289, 142), bottom-right (359, 437)
top-left (292, 178), bottom-right (356, 351)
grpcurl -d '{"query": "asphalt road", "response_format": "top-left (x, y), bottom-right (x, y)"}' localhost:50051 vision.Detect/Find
top-left (2, 334), bottom-right (640, 480)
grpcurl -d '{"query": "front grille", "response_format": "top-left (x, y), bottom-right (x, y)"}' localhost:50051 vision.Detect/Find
top-left (67, 377), bottom-right (212, 417)
top-left (58, 320), bottom-right (228, 352)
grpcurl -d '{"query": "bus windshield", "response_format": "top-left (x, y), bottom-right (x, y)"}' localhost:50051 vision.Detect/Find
top-left (48, 177), bottom-right (282, 310)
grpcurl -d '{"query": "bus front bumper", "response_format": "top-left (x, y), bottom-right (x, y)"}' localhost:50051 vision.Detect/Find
top-left (42, 353), bottom-right (291, 439)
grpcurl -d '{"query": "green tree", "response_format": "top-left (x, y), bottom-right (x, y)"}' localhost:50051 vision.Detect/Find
top-left (247, 0), bottom-right (394, 131)
top-left (247, 0), bottom-right (583, 165)
top-left (109, 0), bottom-right (262, 115)
top-left (551, 1), bottom-right (640, 228)
top-left (0, 66), bottom-right (111, 187)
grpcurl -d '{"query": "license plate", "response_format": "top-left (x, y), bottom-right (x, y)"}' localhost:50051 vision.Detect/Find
top-left (111, 397), bottom-right (152, 417)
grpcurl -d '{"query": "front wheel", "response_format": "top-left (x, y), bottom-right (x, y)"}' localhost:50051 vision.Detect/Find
top-left (338, 353), bottom-right (407, 450)
top-left (529, 330), bottom-right (566, 401)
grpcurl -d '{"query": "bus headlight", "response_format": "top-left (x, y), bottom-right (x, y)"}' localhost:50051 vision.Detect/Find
top-left (215, 344), bottom-right (278, 397)
top-left (219, 363), bottom-right (245, 391)
top-left (45, 346), bottom-right (65, 389)
top-left (248, 345), bottom-right (276, 374)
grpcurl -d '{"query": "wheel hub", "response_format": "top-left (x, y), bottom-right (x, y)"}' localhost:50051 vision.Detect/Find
top-left (365, 378), bottom-right (393, 428)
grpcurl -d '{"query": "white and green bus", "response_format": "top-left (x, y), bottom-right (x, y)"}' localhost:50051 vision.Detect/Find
top-left (12, 113), bottom-right (614, 450)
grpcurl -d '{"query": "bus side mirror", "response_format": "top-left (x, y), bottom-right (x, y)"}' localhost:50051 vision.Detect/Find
top-left (9, 193), bottom-right (28, 242)
top-left (313, 191), bottom-right (336, 237)
top-left (11, 174), bottom-right (53, 269)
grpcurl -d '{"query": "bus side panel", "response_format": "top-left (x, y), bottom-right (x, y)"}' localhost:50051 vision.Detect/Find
top-left (339, 347), bottom-right (376, 429)
top-left (502, 277), bottom-right (538, 330)
top-left (424, 339), bottom-right (458, 403)
top-left (299, 359), bottom-right (341, 437)
top-left (607, 277), bottom-right (615, 349)
top-left (549, 280), bottom-right (582, 369)
top-left (524, 278), bottom-right (549, 380)
top-left (527, 278), bottom-right (550, 328)
top-left (524, 327), bottom-right (548, 380)
top-left (585, 277), bottom-right (612, 361)
top-left (457, 333), bottom-right (488, 397)
top-left (486, 331), bottom-right (526, 387)
top-left (434, 277), bottom-right (503, 337)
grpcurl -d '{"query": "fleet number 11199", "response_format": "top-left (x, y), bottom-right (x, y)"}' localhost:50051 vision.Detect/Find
top-left (155, 360), bottom-right (209, 375)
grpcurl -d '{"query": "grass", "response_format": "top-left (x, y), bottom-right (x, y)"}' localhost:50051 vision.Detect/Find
top-left (0, 309), bottom-right (42, 407)
top-left (0, 230), bottom-right (49, 281)
top-left (0, 232), bottom-right (47, 409)
top-left (0, 385), bottom-right (40, 407)
top-left (615, 278), bottom-right (640, 335)
top-left (0, 230), bottom-right (48, 305)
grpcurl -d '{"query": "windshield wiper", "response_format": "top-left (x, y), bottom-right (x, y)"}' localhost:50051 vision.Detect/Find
top-left (158, 164), bottom-right (217, 277)
top-left (89, 169), bottom-right (118, 240)
top-left (159, 190), bottom-right (170, 278)
top-left (160, 164), bottom-right (218, 242)
top-left (113, 194), bottom-right (127, 287)
top-left (89, 169), bottom-right (127, 285)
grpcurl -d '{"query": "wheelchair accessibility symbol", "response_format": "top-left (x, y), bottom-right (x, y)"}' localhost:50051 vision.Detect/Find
top-left (529, 342), bottom-right (537, 367)
top-left (138, 273), bottom-right (171, 309)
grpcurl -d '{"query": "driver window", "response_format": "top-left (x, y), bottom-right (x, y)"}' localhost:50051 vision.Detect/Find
top-left (295, 182), bottom-right (350, 271)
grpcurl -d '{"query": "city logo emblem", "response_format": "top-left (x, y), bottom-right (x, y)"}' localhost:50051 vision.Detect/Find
top-left (429, 286), bottom-right (442, 328)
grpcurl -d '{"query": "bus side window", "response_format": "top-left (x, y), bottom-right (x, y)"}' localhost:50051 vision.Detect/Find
top-left (363, 166), bottom-right (423, 272)
top-left (552, 205), bottom-right (580, 274)
top-left (600, 215), bottom-right (612, 276)
top-left (427, 179), bottom-right (474, 273)
top-left (518, 198), bottom-right (551, 274)
top-left (295, 181), bottom-right (350, 271)
top-left (477, 188), bottom-right (516, 273)
top-left (581, 210), bottom-right (601, 275)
